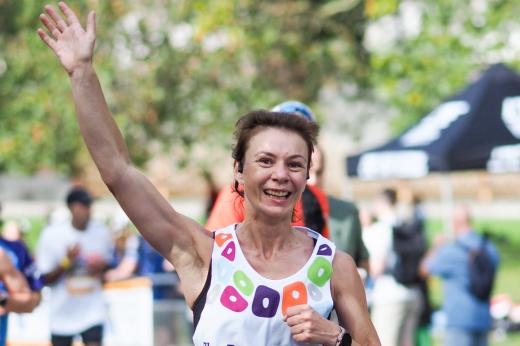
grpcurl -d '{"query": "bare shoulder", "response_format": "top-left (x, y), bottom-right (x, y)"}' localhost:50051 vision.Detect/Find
top-left (332, 250), bottom-right (357, 275)
top-left (331, 250), bottom-right (362, 297)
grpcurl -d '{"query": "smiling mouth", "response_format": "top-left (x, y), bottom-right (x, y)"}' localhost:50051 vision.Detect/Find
top-left (264, 189), bottom-right (291, 199)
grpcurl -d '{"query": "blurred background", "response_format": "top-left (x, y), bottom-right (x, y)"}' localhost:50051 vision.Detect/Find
top-left (1, 0), bottom-right (519, 345)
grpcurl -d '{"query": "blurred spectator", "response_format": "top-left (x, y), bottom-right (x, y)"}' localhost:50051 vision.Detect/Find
top-left (202, 169), bottom-right (219, 221)
top-left (136, 236), bottom-right (178, 300)
top-left (420, 205), bottom-right (500, 346)
top-left (363, 188), bottom-right (422, 346)
top-left (408, 196), bottom-right (433, 346)
top-left (312, 146), bottom-right (369, 273)
top-left (1, 219), bottom-right (31, 242)
top-left (106, 209), bottom-right (177, 299)
top-left (104, 212), bottom-right (139, 282)
top-left (0, 203), bottom-right (42, 345)
top-left (36, 186), bottom-right (112, 346)
top-left (0, 247), bottom-right (41, 345)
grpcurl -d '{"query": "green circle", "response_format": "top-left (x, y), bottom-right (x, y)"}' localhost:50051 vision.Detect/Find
top-left (233, 270), bottom-right (254, 296)
top-left (307, 257), bottom-right (332, 287)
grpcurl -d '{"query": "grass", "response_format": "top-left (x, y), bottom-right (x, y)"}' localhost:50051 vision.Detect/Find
top-left (22, 217), bottom-right (47, 252)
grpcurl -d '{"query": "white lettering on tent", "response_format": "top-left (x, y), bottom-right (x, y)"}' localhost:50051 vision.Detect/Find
top-left (487, 144), bottom-right (520, 173)
top-left (502, 96), bottom-right (520, 139)
top-left (358, 150), bottom-right (428, 179)
top-left (400, 101), bottom-right (470, 147)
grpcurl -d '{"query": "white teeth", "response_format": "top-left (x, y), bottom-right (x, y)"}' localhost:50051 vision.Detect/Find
top-left (265, 189), bottom-right (289, 197)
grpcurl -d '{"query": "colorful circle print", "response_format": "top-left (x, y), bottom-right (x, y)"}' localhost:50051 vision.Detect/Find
top-left (215, 233), bottom-right (233, 247)
top-left (252, 285), bottom-right (280, 318)
top-left (233, 270), bottom-right (254, 296)
top-left (220, 285), bottom-right (248, 312)
top-left (282, 281), bottom-right (307, 315)
top-left (307, 257), bottom-right (332, 287)
top-left (221, 241), bottom-right (236, 261)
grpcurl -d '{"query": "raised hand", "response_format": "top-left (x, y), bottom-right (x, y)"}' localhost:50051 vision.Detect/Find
top-left (37, 2), bottom-right (96, 76)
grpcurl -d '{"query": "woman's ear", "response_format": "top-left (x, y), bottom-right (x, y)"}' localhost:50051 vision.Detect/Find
top-left (234, 161), bottom-right (244, 184)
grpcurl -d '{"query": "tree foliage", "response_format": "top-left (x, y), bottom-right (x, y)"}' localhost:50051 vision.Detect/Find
top-left (1, 0), bottom-right (519, 175)
top-left (366, 0), bottom-right (520, 132)
top-left (0, 0), bottom-right (368, 175)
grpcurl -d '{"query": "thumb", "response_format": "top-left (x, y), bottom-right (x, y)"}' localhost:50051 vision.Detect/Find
top-left (86, 11), bottom-right (96, 37)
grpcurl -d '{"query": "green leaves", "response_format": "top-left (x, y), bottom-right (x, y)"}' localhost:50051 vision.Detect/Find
top-left (3, 0), bottom-right (517, 176)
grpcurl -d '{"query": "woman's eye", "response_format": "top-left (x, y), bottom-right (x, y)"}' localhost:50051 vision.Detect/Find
top-left (289, 162), bottom-right (304, 169)
top-left (257, 158), bottom-right (273, 165)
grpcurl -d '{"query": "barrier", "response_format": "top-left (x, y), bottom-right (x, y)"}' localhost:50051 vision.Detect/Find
top-left (7, 276), bottom-right (192, 346)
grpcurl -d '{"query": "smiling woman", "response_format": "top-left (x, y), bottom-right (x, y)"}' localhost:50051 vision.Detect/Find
top-left (231, 111), bottom-right (316, 222)
top-left (37, 2), bottom-right (380, 345)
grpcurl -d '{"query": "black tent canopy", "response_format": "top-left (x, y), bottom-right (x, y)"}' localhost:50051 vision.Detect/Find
top-left (347, 63), bottom-right (520, 180)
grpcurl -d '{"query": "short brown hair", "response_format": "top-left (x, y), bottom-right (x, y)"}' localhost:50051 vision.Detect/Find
top-left (232, 110), bottom-right (319, 196)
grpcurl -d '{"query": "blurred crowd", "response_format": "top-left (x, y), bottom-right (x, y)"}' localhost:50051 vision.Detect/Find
top-left (0, 190), bottom-right (182, 346)
top-left (1, 175), bottom-right (512, 346)
top-left (0, 102), bottom-right (515, 346)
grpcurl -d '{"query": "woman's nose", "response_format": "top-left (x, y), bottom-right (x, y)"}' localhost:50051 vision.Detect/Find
top-left (271, 162), bottom-right (289, 181)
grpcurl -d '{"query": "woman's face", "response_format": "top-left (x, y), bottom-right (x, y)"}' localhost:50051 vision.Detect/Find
top-left (236, 127), bottom-right (309, 221)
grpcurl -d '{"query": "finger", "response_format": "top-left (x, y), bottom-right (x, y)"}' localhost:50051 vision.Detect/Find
top-left (285, 314), bottom-right (307, 327)
top-left (86, 11), bottom-right (96, 37)
top-left (44, 5), bottom-right (67, 32)
top-left (289, 324), bottom-right (307, 335)
top-left (37, 28), bottom-right (57, 50)
top-left (285, 304), bottom-right (310, 317)
top-left (39, 14), bottom-right (61, 40)
top-left (59, 1), bottom-right (80, 26)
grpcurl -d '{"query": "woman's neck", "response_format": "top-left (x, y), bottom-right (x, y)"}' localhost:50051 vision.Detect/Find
top-left (238, 217), bottom-right (296, 259)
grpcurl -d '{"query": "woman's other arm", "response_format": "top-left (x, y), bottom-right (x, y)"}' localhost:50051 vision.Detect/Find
top-left (333, 251), bottom-right (381, 346)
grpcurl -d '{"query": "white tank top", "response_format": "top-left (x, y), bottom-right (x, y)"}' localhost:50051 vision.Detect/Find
top-left (192, 224), bottom-right (336, 346)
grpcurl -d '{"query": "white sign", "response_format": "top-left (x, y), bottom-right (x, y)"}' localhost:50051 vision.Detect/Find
top-left (502, 96), bottom-right (520, 139)
top-left (8, 277), bottom-right (154, 346)
top-left (487, 144), bottom-right (520, 173)
top-left (400, 101), bottom-right (471, 147)
top-left (357, 150), bottom-right (429, 179)
top-left (103, 277), bottom-right (154, 346)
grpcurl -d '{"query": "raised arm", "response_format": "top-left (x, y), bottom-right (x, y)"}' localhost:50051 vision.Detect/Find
top-left (38, 2), bottom-right (211, 304)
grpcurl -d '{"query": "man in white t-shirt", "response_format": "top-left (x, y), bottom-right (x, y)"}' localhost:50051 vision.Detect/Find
top-left (36, 187), bottom-right (112, 346)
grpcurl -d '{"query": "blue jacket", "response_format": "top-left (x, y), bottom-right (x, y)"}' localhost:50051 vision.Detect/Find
top-left (426, 231), bottom-right (500, 331)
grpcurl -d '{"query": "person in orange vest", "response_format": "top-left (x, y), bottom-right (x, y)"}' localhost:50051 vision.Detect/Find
top-left (206, 101), bottom-right (330, 239)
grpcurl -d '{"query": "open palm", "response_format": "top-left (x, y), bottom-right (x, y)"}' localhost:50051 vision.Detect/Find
top-left (38, 2), bottom-right (96, 75)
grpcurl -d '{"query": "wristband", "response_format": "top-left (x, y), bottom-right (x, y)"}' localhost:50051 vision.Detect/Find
top-left (60, 257), bottom-right (72, 270)
top-left (335, 326), bottom-right (346, 346)
top-left (341, 332), bottom-right (352, 346)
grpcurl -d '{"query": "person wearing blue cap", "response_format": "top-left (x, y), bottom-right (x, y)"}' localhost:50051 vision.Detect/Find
top-left (37, 3), bottom-right (380, 345)
top-left (271, 100), bottom-right (317, 122)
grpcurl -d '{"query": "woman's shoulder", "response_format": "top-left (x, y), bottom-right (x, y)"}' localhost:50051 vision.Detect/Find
top-left (332, 250), bottom-right (358, 277)
top-left (332, 249), bottom-right (355, 265)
